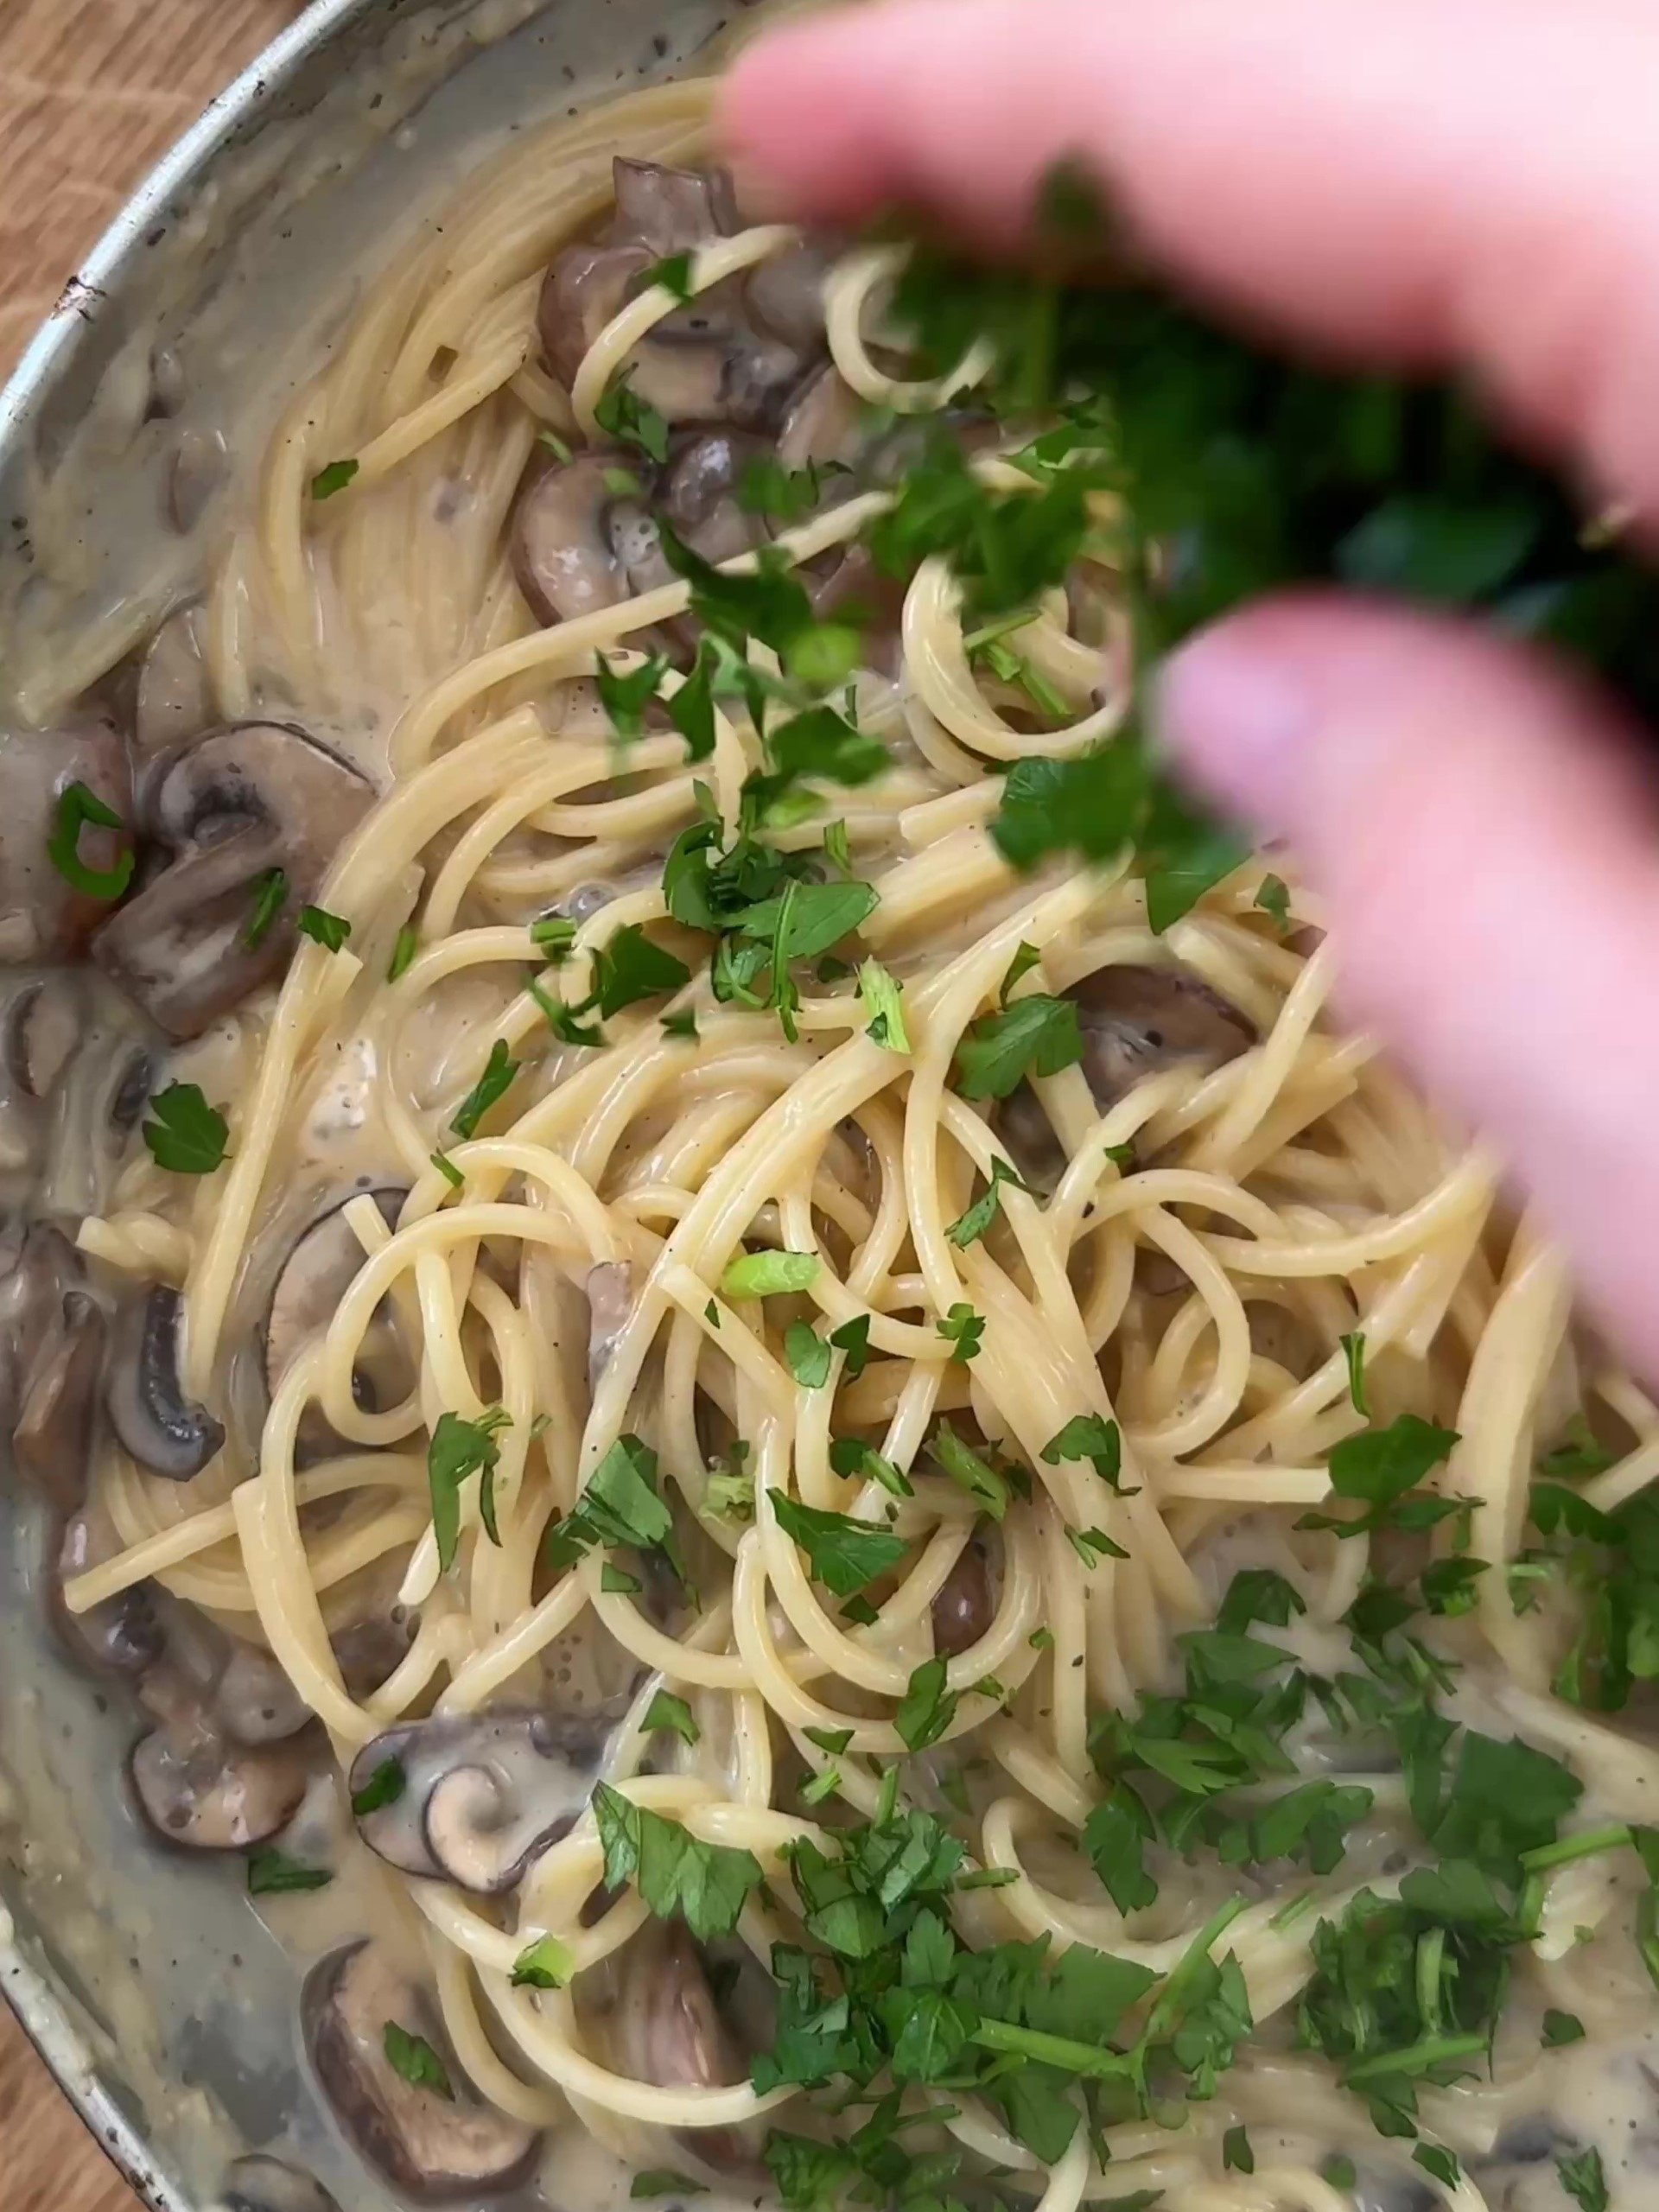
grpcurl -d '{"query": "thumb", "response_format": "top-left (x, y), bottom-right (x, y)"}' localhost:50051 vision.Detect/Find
top-left (1159, 599), bottom-right (1659, 1372)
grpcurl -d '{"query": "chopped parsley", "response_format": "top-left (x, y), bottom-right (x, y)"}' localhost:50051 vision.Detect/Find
top-left (721, 1249), bottom-right (820, 1300)
top-left (858, 957), bottom-right (911, 1052)
top-left (296, 904), bottom-right (351, 952)
top-left (937, 1304), bottom-right (985, 1363)
top-left (946, 1155), bottom-right (1034, 1247)
top-left (592, 1780), bottom-right (762, 1941)
top-left (246, 1848), bottom-right (331, 1896)
top-left (449, 1038), bottom-right (519, 1139)
top-left (511, 1933), bottom-right (575, 1989)
top-left (785, 1321), bottom-right (832, 1389)
top-left (770, 1491), bottom-right (907, 1599)
top-left (1254, 874), bottom-right (1292, 931)
top-left (388, 922), bottom-right (419, 980)
top-left (427, 1407), bottom-right (509, 1573)
top-left (381, 2022), bottom-right (451, 2098)
top-left (48, 780), bottom-right (134, 902)
top-left (245, 867), bottom-right (289, 948)
top-left (955, 994), bottom-right (1082, 1099)
top-left (642, 1689), bottom-right (699, 1745)
top-left (309, 457), bottom-right (359, 500)
top-left (593, 373), bottom-right (670, 462)
top-left (1339, 1330), bottom-right (1369, 1416)
top-left (142, 1082), bottom-right (228, 1174)
top-left (351, 1758), bottom-right (405, 1816)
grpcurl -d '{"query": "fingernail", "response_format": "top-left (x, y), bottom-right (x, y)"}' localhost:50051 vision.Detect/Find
top-left (1153, 627), bottom-right (1317, 836)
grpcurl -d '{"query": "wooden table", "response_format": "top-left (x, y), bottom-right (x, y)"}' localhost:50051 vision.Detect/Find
top-left (0, 15), bottom-right (303, 2212)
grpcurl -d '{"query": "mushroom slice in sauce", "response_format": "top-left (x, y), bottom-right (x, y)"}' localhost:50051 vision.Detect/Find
top-left (92, 721), bottom-right (372, 1039)
top-left (586, 1259), bottom-right (634, 1387)
top-left (931, 1535), bottom-right (995, 1658)
top-left (130, 1675), bottom-right (310, 1849)
top-left (221, 2153), bottom-right (341, 2212)
top-left (134, 602), bottom-right (215, 753)
top-left (512, 453), bottom-right (638, 626)
top-left (0, 712), bottom-right (134, 966)
top-left (106, 1282), bottom-right (225, 1479)
top-left (303, 1942), bottom-right (538, 2203)
top-left (1070, 963), bottom-right (1255, 1109)
top-left (661, 429), bottom-right (769, 563)
top-left (0, 1222), bottom-right (84, 1459)
top-left (347, 1710), bottom-right (609, 1893)
top-left (264, 1187), bottom-right (410, 1452)
top-left (215, 1640), bottom-right (315, 1745)
top-left (610, 1921), bottom-right (754, 2175)
top-left (13, 1289), bottom-right (106, 1511)
top-left (50, 1503), bottom-right (164, 1679)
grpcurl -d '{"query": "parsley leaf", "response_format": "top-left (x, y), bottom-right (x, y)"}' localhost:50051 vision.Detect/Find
top-left (1339, 1329), bottom-right (1369, 1416)
top-left (592, 1780), bottom-right (762, 1940)
top-left (955, 994), bottom-right (1083, 1099)
top-left (594, 374), bottom-right (670, 462)
top-left (382, 2023), bottom-right (452, 2098)
top-left (770, 1491), bottom-right (907, 1598)
top-left (427, 1407), bottom-right (509, 1573)
top-left (642, 1690), bottom-right (699, 1745)
top-left (721, 1249), bottom-right (820, 1300)
top-left (830, 1314), bottom-right (872, 1377)
top-left (296, 904), bottom-right (350, 952)
top-left (246, 1847), bottom-right (332, 1896)
top-left (48, 779), bottom-right (134, 901)
top-left (142, 1082), bottom-right (228, 1174)
top-left (1043, 1414), bottom-right (1132, 1492)
top-left (1556, 2149), bottom-right (1609, 2212)
top-left (946, 1155), bottom-right (1034, 1247)
top-left (596, 652), bottom-right (668, 739)
top-left (511, 1933), bottom-right (575, 1988)
top-left (351, 1758), bottom-right (405, 1816)
top-left (449, 1038), bottom-right (518, 1138)
top-left (592, 924), bottom-right (690, 1016)
top-left (310, 458), bottom-right (359, 500)
top-left (245, 867), bottom-right (289, 948)
top-left (896, 1656), bottom-right (958, 1751)
top-left (931, 1422), bottom-right (1011, 1520)
top-left (858, 957), bottom-right (911, 1052)
top-left (785, 1321), bottom-right (832, 1389)
top-left (937, 1304), bottom-right (985, 1363)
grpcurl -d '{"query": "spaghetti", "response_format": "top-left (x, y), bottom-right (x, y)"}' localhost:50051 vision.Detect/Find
top-left (33, 66), bottom-right (1659, 2212)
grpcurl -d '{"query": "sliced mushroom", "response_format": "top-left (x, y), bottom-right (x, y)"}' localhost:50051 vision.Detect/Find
top-left (107, 1282), bottom-right (225, 1478)
top-left (587, 1260), bottom-right (634, 1389)
top-left (512, 454), bottom-right (633, 626)
top-left (49, 1503), bottom-right (164, 1678)
top-left (215, 1640), bottom-right (314, 1745)
top-left (264, 1186), bottom-right (410, 1460)
top-left (778, 364), bottom-right (865, 474)
top-left (931, 1537), bottom-right (995, 1658)
top-left (0, 1221), bottom-right (83, 1453)
top-left (40, 1027), bottom-right (156, 1224)
top-left (613, 157), bottom-right (738, 251)
top-left (92, 722), bottom-right (372, 1039)
top-left (746, 238), bottom-right (834, 352)
top-left (168, 429), bottom-right (230, 537)
top-left (130, 1674), bottom-right (310, 1849)
top-left (0, 973), bottom-right (83, 1174)
top-left (0, 712), bottom-right (134, 966)
top-left (661, 430), bottom-right (769, 564)
top-left (611, 1922), bottom-right (753, 2176)
top-left (1071, 963), bottom-right (1255, 1109)
top-left (14, 1289), bottom-right (105, 1510)
top-left (348, 1710), bottom-right (609, 1893)
top-left (221, 2153), bottom-right (341, 2212)
top-left (303, 1942), bottom-right (538, 2203)
top-left (135, 603), bottom-right (215, 753)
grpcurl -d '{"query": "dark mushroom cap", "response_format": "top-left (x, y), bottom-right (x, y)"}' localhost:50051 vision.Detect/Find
top-left (512, 454), bottom-right (634, 628)
top-left (611, 1922), bottom-right (756, 2177)
top-left (220, 2152), bottom-right (341, 2212)
top-left (214, 1640), bottom-right (314, 1745)
top-left (1071, 963), bottom-right (1255, 1108)
top-left (348, 1709), bottom-right (610, 1894)
top-left (302, 1942), bottom-right (538, 2204)
top-left (0, 1222), bottom-right (85, 1463)
top-left (931, 1537), bottom-right (995, 1659)
top-left (0, 712), bottom-right (134, 966)
top-left (92, 721), bottom-right (372, 1039)
top-left (263, 1186), bottom-right (411, 1455)
top-left (347, 1709), bottom-right (608, 1893)
top-left (106, 1281), bottom-right (225, 1479)
top-left (13, 1287), bottom-right (106, 1511)
top-left (49, 1505), bottom-right (164, 1679)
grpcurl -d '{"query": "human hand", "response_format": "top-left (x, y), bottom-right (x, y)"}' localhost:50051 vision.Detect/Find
top-left (721, 0), bottom-right (1659, 1380)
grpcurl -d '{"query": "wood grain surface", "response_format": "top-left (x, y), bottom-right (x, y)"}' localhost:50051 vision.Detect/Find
top-left (0, 9), bottom-right (302, 2208)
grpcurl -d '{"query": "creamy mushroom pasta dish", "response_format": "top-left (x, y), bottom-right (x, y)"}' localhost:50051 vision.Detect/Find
top-left (8, 54), bottom-right (1659, 2212)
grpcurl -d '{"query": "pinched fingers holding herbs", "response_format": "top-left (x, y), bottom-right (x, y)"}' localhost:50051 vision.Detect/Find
top-left (723, 0), bottom-right (1659, 1387)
